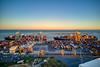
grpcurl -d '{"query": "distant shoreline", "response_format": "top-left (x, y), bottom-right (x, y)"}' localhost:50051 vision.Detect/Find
top-left (0, 29), bottom-right (100, 30)
top-left (0, 29), bottom-right (100, 32)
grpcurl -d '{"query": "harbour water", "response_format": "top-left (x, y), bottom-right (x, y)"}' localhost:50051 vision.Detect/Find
top-left (0, 30), bottom-right (100, 40)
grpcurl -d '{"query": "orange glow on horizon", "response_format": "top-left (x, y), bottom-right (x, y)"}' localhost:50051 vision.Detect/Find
top-left (0, 20), bottom-right (100, 30)
top-left (0, 25), bottom-right (100, 30)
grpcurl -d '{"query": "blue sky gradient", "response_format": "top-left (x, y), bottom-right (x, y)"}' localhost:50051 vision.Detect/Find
top-left (0, 0), bottom-right (100, 30)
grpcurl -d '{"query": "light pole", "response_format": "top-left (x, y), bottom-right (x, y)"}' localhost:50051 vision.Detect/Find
top-left (80, 44), bottom-right (83, 63)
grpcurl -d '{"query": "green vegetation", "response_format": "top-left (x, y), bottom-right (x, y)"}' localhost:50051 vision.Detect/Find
top-left (23, 55), bottom-right (34, 63)
top-left (41, 57), bottom-right (67, 67)
top-left (23, 55), bottom-right (46, 64)
top-left (0, 62), bottom-right (17, 67)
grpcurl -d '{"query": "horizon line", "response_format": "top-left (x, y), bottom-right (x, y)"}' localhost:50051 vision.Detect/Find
top-left (0, 29), bottom-right (100, 30)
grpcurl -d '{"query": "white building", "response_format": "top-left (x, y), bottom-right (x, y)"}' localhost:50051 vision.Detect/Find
top-left (79, 58), bottom-right (100, 67)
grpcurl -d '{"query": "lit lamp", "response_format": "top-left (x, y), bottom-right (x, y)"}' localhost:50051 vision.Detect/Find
top-left (60, 49), bottom-right (65, 56)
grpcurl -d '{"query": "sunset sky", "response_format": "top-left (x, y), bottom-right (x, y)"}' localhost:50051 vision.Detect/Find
top-left (0, 0), bottom-right (100, 30)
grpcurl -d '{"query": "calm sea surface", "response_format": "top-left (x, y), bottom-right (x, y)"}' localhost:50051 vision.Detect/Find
top-left (0, 30), bottom-right (100, 40)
